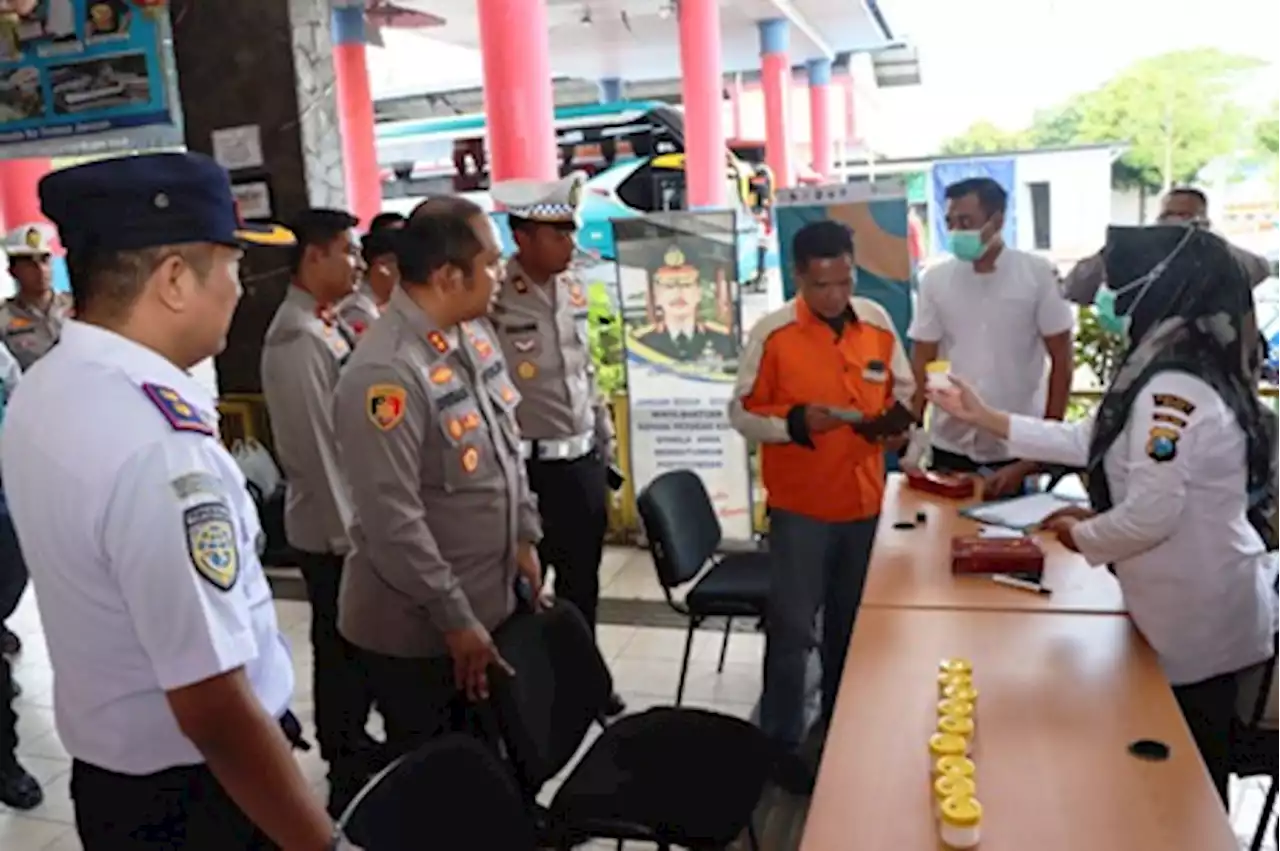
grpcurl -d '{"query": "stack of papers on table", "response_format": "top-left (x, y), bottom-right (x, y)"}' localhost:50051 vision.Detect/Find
top-left (960, 493), bottom-right (1087, 531)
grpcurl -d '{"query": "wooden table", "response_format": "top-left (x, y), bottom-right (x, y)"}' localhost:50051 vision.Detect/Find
top-left (801, 608), bottom-right (1237, 851)
top-left (862, 475), bottom-right (1126, 614)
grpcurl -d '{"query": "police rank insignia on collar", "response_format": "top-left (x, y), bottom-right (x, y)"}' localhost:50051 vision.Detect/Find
top-left (185, 502), bottom-right (239, 591)
top-left (427, 330), bottom-right (450, 354)
top-left (367, 383), bottom-right (408, 431)
top-left (142, 383), bottom-right (214, 436)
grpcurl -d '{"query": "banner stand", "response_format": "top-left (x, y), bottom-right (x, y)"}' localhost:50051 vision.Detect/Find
top-left (612, 210), bottom-right (756, 543)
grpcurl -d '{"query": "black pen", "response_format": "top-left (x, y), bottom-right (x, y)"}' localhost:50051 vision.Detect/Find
top-left (991, 574), bottom-right (1051, 595)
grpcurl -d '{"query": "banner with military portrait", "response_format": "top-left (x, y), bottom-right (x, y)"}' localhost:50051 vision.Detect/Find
top-left (612, 211), bottom-right (754, 541)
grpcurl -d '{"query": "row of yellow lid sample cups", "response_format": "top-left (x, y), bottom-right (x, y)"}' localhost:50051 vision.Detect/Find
top-left (929, 658), bottom-right (982, 849)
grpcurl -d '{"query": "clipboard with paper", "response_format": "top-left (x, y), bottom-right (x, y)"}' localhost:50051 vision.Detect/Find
top-left (959, 492), bottom-right (1088, 531)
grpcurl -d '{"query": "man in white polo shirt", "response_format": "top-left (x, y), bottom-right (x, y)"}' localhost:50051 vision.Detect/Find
top-left (907, 177), bottom-right (1075, 495)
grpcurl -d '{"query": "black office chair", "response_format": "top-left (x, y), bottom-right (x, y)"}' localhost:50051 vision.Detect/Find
top-left (489, 604), bottom-right (776, 851)
top-left (337, 734), bottom-right (537, 851)
top-left (637, 469), bottom-right (771, 705)
top-left (1231, 634), bottom-right (1278, 851)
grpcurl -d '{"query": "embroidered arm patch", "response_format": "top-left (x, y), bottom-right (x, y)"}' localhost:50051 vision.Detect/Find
top-left (185, 501), bottom-right (239, 591)
top-left (142, 383), bottom-right (214, 436)
top-left (1152, 393), bottom-right (1196, 416)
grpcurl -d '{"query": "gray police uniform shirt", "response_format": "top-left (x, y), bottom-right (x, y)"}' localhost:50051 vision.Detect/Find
top-left (337, 282), bottom-right (381, 340)
top-left (261, 286), bottom-right (355, 555)
top-left (1007, 370), bottom-right (1278, 686)
top-left (0, 291), bottom-right (73, 371)
top-left (334, 286), bottom-right (542, 658)
top-left (1, 321), bottom-right (293, 775)
top-left (492, 257), bottom-right (615, 450)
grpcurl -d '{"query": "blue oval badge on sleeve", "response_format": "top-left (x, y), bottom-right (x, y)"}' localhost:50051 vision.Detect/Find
top-left (185, 502), bottom-right (240, 591)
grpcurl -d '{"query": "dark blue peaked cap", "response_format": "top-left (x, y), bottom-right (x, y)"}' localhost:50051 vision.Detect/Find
top-left (38, 151), bottom-right (294, 255)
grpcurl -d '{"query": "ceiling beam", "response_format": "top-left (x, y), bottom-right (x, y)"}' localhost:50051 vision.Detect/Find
top-left (763, 0), bottom-right (834, 60)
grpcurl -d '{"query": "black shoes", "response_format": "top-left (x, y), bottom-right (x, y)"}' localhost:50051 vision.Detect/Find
top-left (0, 760), bottom-right (43, 810)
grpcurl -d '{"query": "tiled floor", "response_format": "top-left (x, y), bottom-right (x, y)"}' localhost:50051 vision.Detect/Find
top-left (2, 545), bottom-right (1276, 849)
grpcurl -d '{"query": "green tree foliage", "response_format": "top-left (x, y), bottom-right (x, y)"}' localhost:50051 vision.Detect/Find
top-left (938, 120), bottom-right (1030, 155)
top-left (1030, 49), bottom-right (1262, 191)
top-left (586, 282), bottom-right (626, 395)
top-left (1255, 101), bottom-right (1279, 156)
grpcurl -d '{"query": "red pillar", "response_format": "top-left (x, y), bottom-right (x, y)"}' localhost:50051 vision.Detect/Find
top-left (0, 158), bottom-right (52, 233)
top-left (807, 58), bottom-right (833, 180)
top-left (677, 0), bottom-right (727, 208)
top-left (477, 0), bottom-right (558, 182)
top-left (758, 19), bottom-right (792, 189)
top-left (331, 3), bottom-right (382, 228)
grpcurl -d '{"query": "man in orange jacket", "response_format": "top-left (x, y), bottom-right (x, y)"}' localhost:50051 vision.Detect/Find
top-left (729, 221), bottom-right (915, 766)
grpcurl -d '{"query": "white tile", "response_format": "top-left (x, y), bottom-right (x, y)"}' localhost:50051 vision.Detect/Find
top-left (40, 828), bottom-right (82, 851)
top-left (0, 813), bottom-right (68, 849)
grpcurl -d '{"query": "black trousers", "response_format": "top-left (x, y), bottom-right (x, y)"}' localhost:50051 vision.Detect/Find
top-left (0, 654), bottom-right (15, 766)
top-left (526, 452), bottom-right (608, 631)
top-left (1173, 666), bottom-right (1249, 806)
top-left (362, 650), bottom-right (488, 761)
top-left (71, 759), bottom-right (277, 851)
top-left (295, 551), bottom-right (375, 761)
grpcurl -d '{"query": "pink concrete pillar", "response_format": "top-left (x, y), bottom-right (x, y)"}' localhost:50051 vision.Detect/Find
top-left (332, 3), bottom-right (382, 228)
top-left (806, 58), bottom-right (833, 179)
top-left (758, 19), bottom-right (792, 189)
top-left (677, 0), bottom-right (728, 208)
top-left (0, 158), bottom-right (52, 233)
top-left (477, 0), bottom-right (558, 182)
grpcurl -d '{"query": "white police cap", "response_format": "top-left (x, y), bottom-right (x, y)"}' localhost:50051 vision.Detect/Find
top-left (3, 223), bottom-right (56, 258)
top-left (491, 172), bottom-right (586, 224)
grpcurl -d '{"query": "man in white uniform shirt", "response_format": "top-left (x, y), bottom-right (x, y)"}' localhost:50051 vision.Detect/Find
top-left (907, 177), bottom-right (1075, 495)
top-left (2, 152), bottom-right (341, 849)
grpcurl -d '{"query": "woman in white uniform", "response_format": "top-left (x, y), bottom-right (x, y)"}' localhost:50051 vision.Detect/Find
top-left (930, 225), bottom-right (1278, 804)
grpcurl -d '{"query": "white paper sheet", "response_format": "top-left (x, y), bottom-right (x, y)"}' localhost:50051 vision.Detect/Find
top-left (963, 493), bottom-right (1084, 531)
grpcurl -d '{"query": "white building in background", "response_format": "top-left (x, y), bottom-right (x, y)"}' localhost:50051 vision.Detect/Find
top-left (839, 143), bottom-right (1122, 264)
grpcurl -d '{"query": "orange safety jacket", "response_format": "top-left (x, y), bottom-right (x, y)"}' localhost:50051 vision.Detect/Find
top-left (729, 296), bottom-right (914, 523)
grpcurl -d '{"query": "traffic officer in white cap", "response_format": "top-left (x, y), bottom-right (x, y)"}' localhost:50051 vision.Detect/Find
top-left (3, 151), bottom-right (351, 850)
top-left (0, 222), bottom-right (73, 371)
top-left (489, 172), bottom-right (625, 715)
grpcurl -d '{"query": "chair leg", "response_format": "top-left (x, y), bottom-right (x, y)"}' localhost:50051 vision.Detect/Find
top-left (1250, 774), bottom-right (1278, 851)
top-left (675, 618), bottom-right (697, 707)
top-left (717, 616), bottom-right (733, 673)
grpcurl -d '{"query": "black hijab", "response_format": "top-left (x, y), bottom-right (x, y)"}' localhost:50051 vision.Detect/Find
top-left (1087, 226), bottom-right (1275, 543)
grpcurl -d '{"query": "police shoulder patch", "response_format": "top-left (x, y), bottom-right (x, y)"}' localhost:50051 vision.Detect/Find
top-left (185, 501), bottom-right (239, 591)
top-left (142, 383), bottom-right (214, 435)
top-left (367, 383), bottom-right (408, 431)
top-left (1153, 393), bottom-right (1196, 417)
top-left (1145, 429), bottom-right (1179, 464)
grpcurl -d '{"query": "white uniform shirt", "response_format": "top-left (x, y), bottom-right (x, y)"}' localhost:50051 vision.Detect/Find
top-left (910, 249), bottom-right (1074, 463)
top-left (1008, 370), bottom-right (1278, 686)
top-left (0, 321), bottom-right (293, 775)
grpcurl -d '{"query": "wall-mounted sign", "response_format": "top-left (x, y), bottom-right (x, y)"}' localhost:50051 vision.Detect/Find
top-left (0, 0), bottom-right (174, 155)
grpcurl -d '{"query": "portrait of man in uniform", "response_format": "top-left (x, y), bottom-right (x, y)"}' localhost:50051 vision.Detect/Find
top-left (630, 246), bottom-right (737, 366)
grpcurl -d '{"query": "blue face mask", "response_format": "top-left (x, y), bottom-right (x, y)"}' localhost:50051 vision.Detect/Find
top-left (948, 229), bottom-right (988, 262)
top-left (1093, 228), bottom-right (1195, 341)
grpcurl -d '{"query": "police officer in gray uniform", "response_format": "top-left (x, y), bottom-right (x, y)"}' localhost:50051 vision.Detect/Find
top-left (334, 210), bottom-right (542, 756)
top-left (488, 174), bottom-right (625, 714)
top-left (260, 208), bottom-right (377, 813)
top-left (3, 152), bottom-right (345, 850)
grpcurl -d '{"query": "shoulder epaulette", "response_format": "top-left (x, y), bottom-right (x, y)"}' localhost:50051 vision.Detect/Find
top-left (140, 383), bottom-right (214, 436)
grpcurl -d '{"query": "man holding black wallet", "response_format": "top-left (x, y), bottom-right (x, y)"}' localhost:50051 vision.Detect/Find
top-left (730, 221), bottom-right (916, 781)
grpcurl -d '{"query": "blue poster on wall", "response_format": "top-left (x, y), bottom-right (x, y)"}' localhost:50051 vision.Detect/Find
top-left (929, 158), bottom-right (1018, 253)
top-left (0, 1), bottom-right (173, 152)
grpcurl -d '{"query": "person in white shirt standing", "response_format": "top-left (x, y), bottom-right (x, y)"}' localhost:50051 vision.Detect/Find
top-left (3, 152), bottom-right (343, 849)
top-left (907, 177), bottom-right (1075, 496)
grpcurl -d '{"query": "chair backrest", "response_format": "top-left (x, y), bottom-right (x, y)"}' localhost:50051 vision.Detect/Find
top-left (489, 603), bottom-right (614, 796)
top-left (637, 469), bottom-right (722, 590)
top-left (339, 734), bottom-right (536, 850)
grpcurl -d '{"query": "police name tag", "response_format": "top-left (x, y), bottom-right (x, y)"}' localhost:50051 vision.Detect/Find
top-left (185, 501), bottom-right (240, 591)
